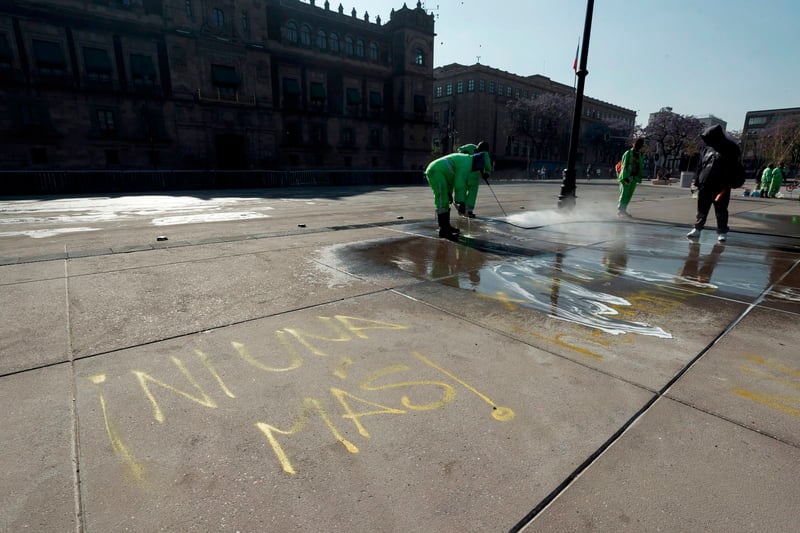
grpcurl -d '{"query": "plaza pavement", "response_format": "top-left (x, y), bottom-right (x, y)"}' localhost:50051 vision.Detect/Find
top-left (1, 180), bottom-right (799, 532)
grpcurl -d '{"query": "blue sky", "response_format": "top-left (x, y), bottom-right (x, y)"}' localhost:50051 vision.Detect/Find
top-left (356, 0), bottom-right (798, 131)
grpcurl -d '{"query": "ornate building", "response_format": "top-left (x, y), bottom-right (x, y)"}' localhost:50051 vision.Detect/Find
top-left (0, 0), bottom-right (434, 171)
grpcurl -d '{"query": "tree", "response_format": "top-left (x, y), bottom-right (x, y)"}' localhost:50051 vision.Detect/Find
top-left (758, 116), bottom-right (800, 170)
top-left (506, 92), bottom-right (574, 162)
top-left (582, 116), bottom-right (634, 167)
top-left (643, 110), bottom-right (704, 172)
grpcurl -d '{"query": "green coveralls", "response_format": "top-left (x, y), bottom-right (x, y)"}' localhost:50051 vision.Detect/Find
top-left (760, 167), bottom-right (773, 197)
top-left (768, 166), bottom-right (784, 197)
top-left (617, 148), bottom-right (644, 214)
top-left (424, 153), bottom-right (475, 214)
top-left (455, 144), bottom-right (493, 213)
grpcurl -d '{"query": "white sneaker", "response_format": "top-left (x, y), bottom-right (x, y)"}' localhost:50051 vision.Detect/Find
top-left (687, 228), bottom-right (701, 239)
top-left (717, 233), bottom-right (727, 242)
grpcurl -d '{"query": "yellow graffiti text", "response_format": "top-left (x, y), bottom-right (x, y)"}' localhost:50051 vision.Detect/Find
top-left (88, 374), bottom-right (144, 481)
top-left (735, 356), bottom-right (800, 417)
top-left (132, 356), bottom-right (218, 423)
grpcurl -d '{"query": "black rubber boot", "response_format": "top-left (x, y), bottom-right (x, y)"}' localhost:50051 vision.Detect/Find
top-left (455, 202), bottom-right (466, 216)
top-left (437, 211), bottom-right (460, 241)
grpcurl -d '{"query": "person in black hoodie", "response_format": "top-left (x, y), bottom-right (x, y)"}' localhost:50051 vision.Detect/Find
top-left (687, 125), bottom-right (742, 242)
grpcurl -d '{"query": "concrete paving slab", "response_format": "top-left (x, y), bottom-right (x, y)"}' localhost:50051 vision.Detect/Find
top-left (0, 259), bottom-right (64, 285)
top-left (0, 365), bottom-right (75, 531)
top-left (65, 226), bottom-right (397, 277)
top-left (523, 397), bottom-right (800, 533)
top-left (67, 235), bottom-right (390, 358)
top-left (0, 278), bottom-right (68, 374)
top-left (666, 306), bottom-right (800, 446)
top-left (761, 259), bottom-right (800, 314)
top-left (74, 290), bottom-right (652, 532)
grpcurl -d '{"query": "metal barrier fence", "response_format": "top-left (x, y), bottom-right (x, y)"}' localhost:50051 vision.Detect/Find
top-left (0, 169), bottom-right (426, 196)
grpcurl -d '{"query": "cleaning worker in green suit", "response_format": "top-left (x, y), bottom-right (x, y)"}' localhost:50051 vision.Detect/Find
top-left (455, 141), bottom-right (493, 218)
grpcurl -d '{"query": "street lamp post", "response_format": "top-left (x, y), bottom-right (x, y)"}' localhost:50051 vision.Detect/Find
top-left (558, 0), bottom-right (595, 210)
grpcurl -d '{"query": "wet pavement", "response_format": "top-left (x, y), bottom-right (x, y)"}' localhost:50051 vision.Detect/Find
top-left (1, 180), bottom-right (799, 532)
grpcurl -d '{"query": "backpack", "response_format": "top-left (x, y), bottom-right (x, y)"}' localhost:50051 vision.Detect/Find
top-left (729, 158), bottom-right (746, 188)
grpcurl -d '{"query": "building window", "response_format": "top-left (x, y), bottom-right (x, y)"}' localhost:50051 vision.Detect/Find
top-left (497, 83), bottom-right (503, 95)
top-left (433, 111), bottom-right (439, 126)
top-left (286, 22), bottom-right (298, 44)
top-left (32, 40), bottom-right (65, 76)
top-left (344, 36), bottom-right (354, 56)
top-left (479, 79), bottom-right (485, 92)
top-left (456, 81), bottom-right (463, 94)
top-left (83, 47), bottom-right (112, 82)
top-left (516, 88), bottom-right (520, 99)
top-left (310, 81), bottom-right (326, 109)
top-left (316, 30), bottom-right (327, 50)
top-left (311, 123), bottom-right (327, 145)
top-left (0, 34), bottom-right (13, 73)
top-left (355, 39), bottom-right (364, 58)
top-left (282, 77), bottom-right (301, 108)
top-left (435, 86), bottom-right (442, 98)
top-left (130, 54), bottom-right (156, 87)
top-left (346, 87), bottom-right (361, 106)
top-left (467, 79), bottom-right (475, 92)
top-left (414, 48), bottom-right (424, 65)
top-left (283, 122), bottom-right (302, 146)
top-left (523, 89), bottom-right (529, 98)
top-left (747, 116), bottom-right (767, 126)
top-left (413, 95), bottom-right (426, 114)
top-left (368, 42), bottom-right (378, 61)
top-left (300, 24), bottom-right (311, 47)
top-left (242, 12), bottom-right (249, 35)
top-left (329, 32), bottom-right (339, 52)
top-left (369, 91), bottom-right (383, 110)
top-left (507, 86), bottom-right (512, 97)
top-left (446, 83), bottom-right (452, 96)
top-left (19, 103), bottom-right (46, 130)
top-left (212, 7), bottom-right (224, 27)
top-left (97, 109), bottom-right (116, 132)
top-left (368, 128), bottom-right (382, 148)
top-left (341, 127), bottom-right (355, 147)
top-left (211, 64), bottom-right (238, 97)
top-left (488, 81), bottom-right (495, 94)
top-left (185, 0), bottom-right (192, 18)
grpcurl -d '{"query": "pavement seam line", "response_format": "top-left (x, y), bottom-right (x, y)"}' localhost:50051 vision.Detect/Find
top-left (64, 249), bottom-right (85, 533)
top-left (510, 275), bottom-right (791, 532)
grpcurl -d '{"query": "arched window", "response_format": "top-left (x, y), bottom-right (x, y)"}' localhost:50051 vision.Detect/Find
top-left (355, 39), bottom-right (365, 58)
top-left (414, 48), bottom-right (424, 65)
top-left (212, 7), bottom-right (224, 27)
top-left (368, 42), bottom-right (378, 61)
top-left (286, 21), bottom-right (298, 44)
top-left (344, 36), bottom-right (354, 57)
top-left (329, 32), bottom-right (339, 52)
top-left (317, 30), bottom-right (327, 50)
top-left (300, 24), bottom-right (311, 47)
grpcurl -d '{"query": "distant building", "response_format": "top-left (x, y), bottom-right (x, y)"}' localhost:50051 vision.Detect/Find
top-left (431, 63), bottom-right (636, 173)
top-left (697, 114), bottom-right (727, 131)
top-left (0, 0), bottom-right (434, 171)
top-left (741, 107), bottom-right (800, 171)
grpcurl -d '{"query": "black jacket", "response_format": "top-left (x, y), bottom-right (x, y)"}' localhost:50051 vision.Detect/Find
top-left (696, 125), bottom-right (742, 191)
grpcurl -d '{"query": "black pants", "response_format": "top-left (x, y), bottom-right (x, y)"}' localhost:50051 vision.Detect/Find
top-left (694, 187), bottom-right (729, 233)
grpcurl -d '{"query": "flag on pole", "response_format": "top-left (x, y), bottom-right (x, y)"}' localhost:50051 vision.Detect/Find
top-left (572, 39), bottom-right (580, 72)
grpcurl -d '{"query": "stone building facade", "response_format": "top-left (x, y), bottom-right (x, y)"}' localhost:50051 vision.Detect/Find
top-left (432, 63), bottom-right (637, 173)
top-left (0, 0), bottom-right (434, 171)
